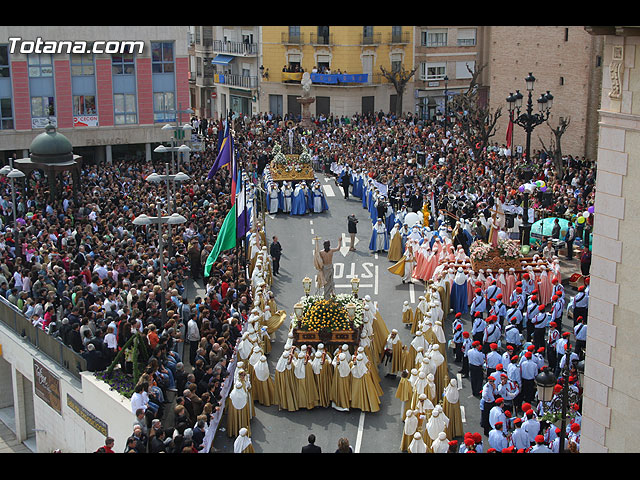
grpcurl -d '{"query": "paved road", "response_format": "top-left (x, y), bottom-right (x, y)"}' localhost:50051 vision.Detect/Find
top-left (209, 172), bottom-right (582, 453)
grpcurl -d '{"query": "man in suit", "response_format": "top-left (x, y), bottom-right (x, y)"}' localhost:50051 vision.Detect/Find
top-left (301, 434), bottom-right (322, 453)
top-left (340, 171), bottom-right (351, 199)
top-left (270, 236), bottom-right (282, 276)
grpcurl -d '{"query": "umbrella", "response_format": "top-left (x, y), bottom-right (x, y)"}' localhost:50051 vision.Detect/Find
top-left (530, 217), bottom-right (569, 244)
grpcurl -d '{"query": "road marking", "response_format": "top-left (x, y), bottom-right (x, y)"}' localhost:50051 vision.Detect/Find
top-left (323, 184), bottom-right (335, 197)
top-left (310, 228), bottom-right (314, 234)
top-left (409, 282), bottom-right (415, 303)
top-left (336, 284), bottom-right (373, 289)
top-left (461, 406), bottom-right (466, 423)
top-left (355, 411), bottom-right (366, 453)
top-left (374, 253), bottom-right (378, 260)
top-left (310, 220), bottom-right (313, 225)
top-left (374, 265), bottom-right (379, 295)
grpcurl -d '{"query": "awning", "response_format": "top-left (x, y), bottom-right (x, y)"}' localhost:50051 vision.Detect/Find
top-left (211, 55), bottom-right (234, 65)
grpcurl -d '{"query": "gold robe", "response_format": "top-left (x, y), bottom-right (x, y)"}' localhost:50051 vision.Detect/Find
top-left (350, 370), bottom-right (381, 412)
top-left (373, 311), bottom-right (390, 362)
top-left (226, 394), bottom-right (253, 438)
top-left (443, 396), bottom-right (464, 439)
top-left (402, 307), bottom-right (414, 326)
top-left (387, 231), bottom-right (403, 262)
top-left (253, 374), bottom-right (277, 407)
top-left (331, 363), bottom-right (352, 410)
top-left (387, 257), bottom-right (406, 277)
top-left (313, 357), bottom-right (333, 408)
top-left (395, 376), bottom-right (413, 420)
top-left (274, 365), bottom-right (298, 412)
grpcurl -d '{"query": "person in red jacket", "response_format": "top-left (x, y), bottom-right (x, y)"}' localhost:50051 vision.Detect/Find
top-left (95, 437), bottom-right (115, 453)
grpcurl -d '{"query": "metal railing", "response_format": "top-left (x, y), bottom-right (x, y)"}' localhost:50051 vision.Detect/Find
top-left (389, 31), bottom-right (410, 44)
top-left (361, 32), bottom-right (382, 45)
top-left (213, 40), bottom-right (258, 56)
top-left (309, 33), bottom-right (334, 46)
top-left (0, 296), bottom-right (86, 379)
top-left (281, 32), bottom-right (305, 45)
top-left (215, 73), bottom-right (258, 89)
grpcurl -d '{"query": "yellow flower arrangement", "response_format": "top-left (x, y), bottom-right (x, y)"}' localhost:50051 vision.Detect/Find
top-left (299, 298), bottom-right (351, 332)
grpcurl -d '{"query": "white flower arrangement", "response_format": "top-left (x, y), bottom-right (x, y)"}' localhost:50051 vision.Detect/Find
top-left (498, 238), bottom-right (522, 260)
top-left (469, 240), bottom-right (492, 262)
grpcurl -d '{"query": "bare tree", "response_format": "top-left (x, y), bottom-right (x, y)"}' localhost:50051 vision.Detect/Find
top-left (538, 117), bottom-right (571, 179)
top-left (380, 65), bottom-right (416, 117)
top-left (447, 63), bottom-right (501, 161)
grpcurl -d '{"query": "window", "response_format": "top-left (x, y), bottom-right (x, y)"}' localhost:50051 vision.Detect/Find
top-left (28, 54), bottom-right (53, 77)
top-left (457, 28), bottom-right (476, 47)
top-left (0, 98), bottom-right (13, 129)
top-left (391, 53), bottom-right (402, 73)
top-left (422, 62), bottom-right (446, 80)
top-left (422, 29), bottom-right (447, 47)
top-left (456, 60), bottom-right (475, 79)
top-left (0, 45), bottom-right (10, 77)
top-left (112, 53), bottom-right (135, 75)
top-left (31, 96), bottom-right (55, 118)
top-left (153, 91), bottom-right (175, 122)
top-left (73, 95), bottom-right (96, 115)
top-left (151, 42), bottom-right (174, 73)
top-left (363, 26), bottom-right (374, 39)
top-left (114, 93), bottom-right (137, 124)
top-left (71, 52), bottom-right (95, 76)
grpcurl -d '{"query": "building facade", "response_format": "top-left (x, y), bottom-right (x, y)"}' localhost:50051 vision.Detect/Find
top-left (188, 26), bottom-right (260, 121)
top-left (487, 26), bottom-right (603, 160)
top-left (581, 26), bottom-right (640, 453)
top-left (257, 26), bottom-right (414, 119)
top-left (0, 26), bottom-right (191, 164)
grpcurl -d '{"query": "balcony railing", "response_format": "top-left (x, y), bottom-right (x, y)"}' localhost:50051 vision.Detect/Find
top-left (213, 40), bottom-right (258, 56)
top-left (361, 32), bottom-right (382, 45)
top-left (389, 31), bottom-right (410, 44)
top-left (282, 32), bottom-right (305, 45)
top-left (213, 73), bottom-right (258, 89)
top-left (0, 296), bottom-right (86, 380)
top-left (309, 33), bottom-right (334, 46)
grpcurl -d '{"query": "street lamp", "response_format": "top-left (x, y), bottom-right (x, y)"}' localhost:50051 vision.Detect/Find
top-left (506, 73), bottom-right (553, 246)
top-left (302, 276), bottom-right (312, 296)
top-left (0, 162), bottom-right (25, 227)
top-left (350, 276), bottom-right (360, 298)
top-left (443, 75), bottom-right (449, 133)
top-left (132, 203), bottom-right (187, 324)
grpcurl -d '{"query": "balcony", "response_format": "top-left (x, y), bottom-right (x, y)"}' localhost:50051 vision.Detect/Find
top-left (282, 32), bottom-right (305, 45)
top-left (388, 31), bottom-right (410, 45)
top-left (213, 73), bottom-right (258, 89)
top-left (360, 32), bottom-right (382, 46)
top-left (213, 39), bottom-right (258, 56)
top-left (310, 33), bottom-right (334, 46)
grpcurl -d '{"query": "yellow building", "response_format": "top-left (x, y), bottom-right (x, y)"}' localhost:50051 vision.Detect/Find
top-left (258, 26), bottom-right (414, 118)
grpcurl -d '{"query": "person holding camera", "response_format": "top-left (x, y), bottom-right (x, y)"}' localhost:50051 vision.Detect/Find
top-left (347, 214), bottom-right (358, 251)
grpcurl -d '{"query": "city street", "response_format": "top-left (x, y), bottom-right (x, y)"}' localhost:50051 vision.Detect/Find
top-left (209, 174), bottom-right (486, 453)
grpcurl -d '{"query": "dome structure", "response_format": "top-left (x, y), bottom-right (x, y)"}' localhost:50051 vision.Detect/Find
top-left (29, 123), bottom-right (74, 164)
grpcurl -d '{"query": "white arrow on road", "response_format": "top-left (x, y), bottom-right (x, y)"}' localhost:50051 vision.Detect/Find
top-left (340, 232), bottom-right (360, 257)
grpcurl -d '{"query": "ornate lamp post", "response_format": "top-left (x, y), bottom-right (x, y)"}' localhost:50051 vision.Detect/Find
top-left (506, 73), bottom-right (554, 246)
top-left (350, 276), bottom-right (360, 298)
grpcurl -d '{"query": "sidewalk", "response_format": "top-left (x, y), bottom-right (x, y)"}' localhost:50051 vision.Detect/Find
top-left (0, 420), bottom-right (32, 453)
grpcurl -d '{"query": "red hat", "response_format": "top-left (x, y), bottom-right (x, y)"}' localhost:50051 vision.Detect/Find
top-left (496, 363), bottom-right (503, 370)
top-left (532, 289), bottom-right (539, 294)
top-left (516, 281), bottom-right (522, 286)
top-left (571, 423), bottom-right (580, 433)
top-left (475, 281), bottom-right (483, 287)
top-left (578, 285), bottom-right (585, 291)
top-left (523, 273), bottom-right (530, 280)
top-left (490, 298), bottom-right (496, 303)
top-left (526, 409), bottom-right (534, 418)
top-left (490, 343), bottom-right (498, 350)
top-left (448, 440), bottom-right (458, 446)
top-left (456, 324), bottom-right (462, 330)
top-left (527, 345), bottom-right (536, 351)
top-left (472, 341), bottom-right (481, 347)
top-left (531, 295), bottom-right (537, 302)
top-left (535, 435), bottom-right (545, 444)
top-left (537, 347), bottom-right (545, 353)
top-left (555, 427), bottom-right (561, 434)
top-left (475, 288), bottom-right (482, 294)
top-left (551, 277), bottom-right (558, 284)
top-left (513, 417), bottom-right (522, 425)
top-left (464, 438), bottom-right (475, 447)
top-left (516, 287), bottom-right (523, 293)
top-left (495, 398), bottom-right (504, 404)
top-left (506, 345), bottom-right (514, 351)
top-left (577, 316), bottom-right (583, 322)
top-left (497, 293), bottom-right (503, 300)
top-left (511, 355), bottom-right (519, 362)
top-left (462, 331), bottom-right (470, 338)
top-left (562, 332), bottom-right (571, 337)
top-left (524, 352), bottom-right (532, 359)
top-left (472, 432), bottom-right (482, 443)
top-left (584, 277), bottom-right (590, 285)
top-left (455, 312), bottom-right (462, 318)
top-left (504, 410), bottom-right (512, 417)
top-left (500, 373), bottom-right (508, 379)
top-left (522, 402), bottom-right (531, 411)
top-left (552, 295), bottom-right (558, 302)
top-left (511, 301), bottom-right (518, 307)
top-left (495, 421), bottom-right (503, 428)
top-left (475, 311), bottom-right (482, 317)
top-left (553, 384), bottom-right (563, 394)
top-left (550, 321), bottom-right (557, 328)
top-left (538, 305), bottom-right (545, 311)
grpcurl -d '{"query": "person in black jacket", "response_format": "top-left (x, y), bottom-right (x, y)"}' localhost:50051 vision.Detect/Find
top-left (301, 434), bottom-right (322, 453)
top-left (347, 214), bottom-right (358, 252)
top-left (340, 171), bottom-right (351, 199)
top-left (270, 236), bottom-right (282, 276)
